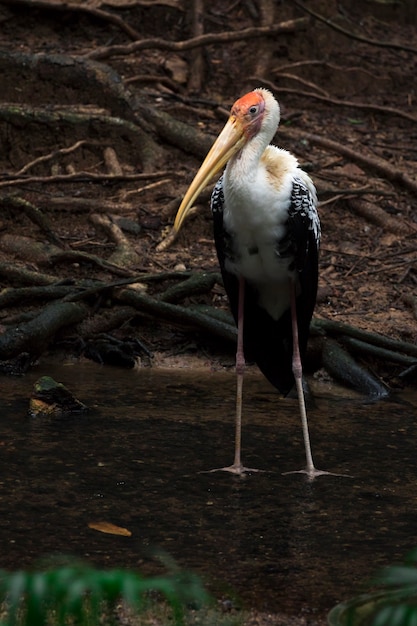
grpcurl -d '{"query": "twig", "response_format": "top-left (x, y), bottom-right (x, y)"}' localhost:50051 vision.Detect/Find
top-left (272, 60), bottom-right (377, 80)
top-left (273, 72), bottom-right (329, 97)
top-left (49, 250), bottom-right (137, 277)
top-left (124, 74), bottom-right (180, 92)
top-left (0, 171), bottom-right (173, 190)
top-left (43, 196), bottom-right (135, 213)
top-left (15, 140), bottom-right (93, 175)
top-left (120, 178), bottom-right (171, 200)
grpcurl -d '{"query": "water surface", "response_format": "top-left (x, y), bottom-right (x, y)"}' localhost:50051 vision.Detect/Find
top-left (1, 361), bottom-right (416, 621)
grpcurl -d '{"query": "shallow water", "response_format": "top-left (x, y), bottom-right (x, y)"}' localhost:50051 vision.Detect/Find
top-left (1, 361), bottom-right (417, 620)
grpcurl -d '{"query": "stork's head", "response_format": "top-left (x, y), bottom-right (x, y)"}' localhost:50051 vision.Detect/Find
top-left (230, 88), bottom-right (280, 143)
top-left (156, 89), bottom-right (280, 250)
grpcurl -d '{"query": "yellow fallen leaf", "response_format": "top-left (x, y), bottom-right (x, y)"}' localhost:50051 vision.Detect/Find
top-left (88, 521), bottom-right (132, 536)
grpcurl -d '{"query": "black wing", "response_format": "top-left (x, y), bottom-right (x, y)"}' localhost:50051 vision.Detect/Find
top-left (282, 176), bottom-right (320, 360)
top-left (211, 175), bottom-right (319, 396)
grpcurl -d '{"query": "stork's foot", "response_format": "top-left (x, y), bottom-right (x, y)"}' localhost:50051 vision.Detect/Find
top-left (203, 463), bottom-right (263, 475)
top-left (283, 467), bottom-right (352, 480)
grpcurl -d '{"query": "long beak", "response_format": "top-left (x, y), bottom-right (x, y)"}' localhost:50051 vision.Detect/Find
top-left (156, 115), bottom-right (246, 251)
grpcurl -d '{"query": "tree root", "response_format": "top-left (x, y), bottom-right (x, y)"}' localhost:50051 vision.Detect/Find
top-left (135, 102), bottom-right (213, 158)
top-left (312, 318), bottom-right (417, 359)
top-left (0, 102), bottom-right (157, 172)
top-left (0, 195), bottom-right (64, 247)
top-left (0, 301), bottom-right (88, 360)
top-left (0, 262), bottom-right (412, 396)
top-left (348, 198), bottom-right (415, 236)
top-left (159, 272), bottom-right (220, 303)
top-left (89, 213), bottom-right (141, 267)
top-left (0, 262), bottom-right (58, 286)
top-left (114, 287), bottom-right (237, 344)
top-left (0, 50), bottom-right (163, 170)
top-left (322, 338), bottom-right (389, 398)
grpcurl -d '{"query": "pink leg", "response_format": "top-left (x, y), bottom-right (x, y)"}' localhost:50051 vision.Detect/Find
top-left (209, 276), bottom-right (260, 475)
top-left (284, 280), bottom-right (341, 479)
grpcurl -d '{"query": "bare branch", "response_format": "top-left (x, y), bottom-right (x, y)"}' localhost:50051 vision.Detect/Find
top-left (85, 17), bottom-right (308, 60)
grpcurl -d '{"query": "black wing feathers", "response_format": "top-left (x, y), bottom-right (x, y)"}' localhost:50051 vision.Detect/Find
top-left (211, 175), bottom-right (319, 396)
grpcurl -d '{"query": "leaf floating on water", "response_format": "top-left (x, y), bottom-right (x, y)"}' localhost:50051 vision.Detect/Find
top-left (88, 521), bottom-right (132, 536)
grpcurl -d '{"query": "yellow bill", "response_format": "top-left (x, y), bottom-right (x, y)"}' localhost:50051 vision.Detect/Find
top-left (156, 115), bottom-right (246, 252)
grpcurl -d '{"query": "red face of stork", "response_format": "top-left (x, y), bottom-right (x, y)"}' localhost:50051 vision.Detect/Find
top-left (172, 89), bottom-right (270, 235)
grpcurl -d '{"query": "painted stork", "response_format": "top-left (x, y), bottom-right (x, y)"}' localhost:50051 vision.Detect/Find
top-left (165, 88), bottom-right (329, 479)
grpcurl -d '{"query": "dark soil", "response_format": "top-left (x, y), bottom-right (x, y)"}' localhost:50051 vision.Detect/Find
top-left (0, 1), bottom-right (416, 623)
